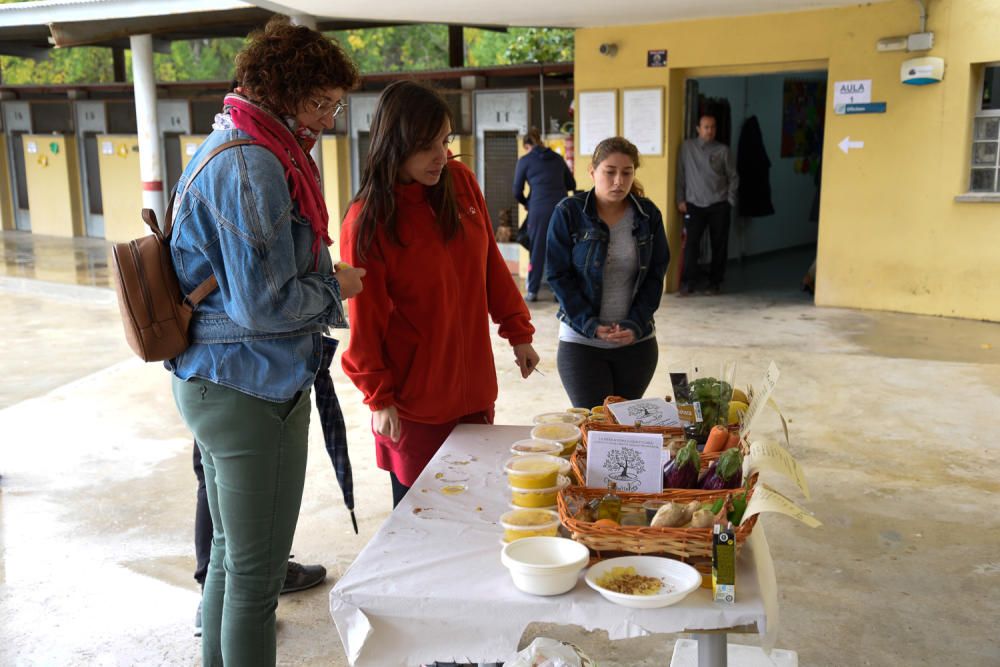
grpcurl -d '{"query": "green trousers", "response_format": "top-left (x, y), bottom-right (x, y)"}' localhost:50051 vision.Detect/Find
top-left (173, 376), bottom-right (311, 667)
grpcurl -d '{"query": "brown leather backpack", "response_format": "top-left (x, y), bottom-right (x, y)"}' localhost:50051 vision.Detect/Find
top-left (112, 139), bottom-right (251, 362)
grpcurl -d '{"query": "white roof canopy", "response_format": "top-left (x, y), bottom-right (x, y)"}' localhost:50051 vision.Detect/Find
top-left (245, 0), bottom-right (889, 28)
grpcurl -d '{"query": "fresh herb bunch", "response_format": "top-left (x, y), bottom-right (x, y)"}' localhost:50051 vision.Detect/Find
top-left (687, 377), bottom-right (732, 438)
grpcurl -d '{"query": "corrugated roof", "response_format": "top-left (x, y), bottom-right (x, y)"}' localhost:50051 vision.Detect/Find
top-left (0, 0), bottom-right (253, 26)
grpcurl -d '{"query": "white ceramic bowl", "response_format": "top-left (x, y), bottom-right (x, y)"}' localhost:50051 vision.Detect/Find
top-left (500, 537), bottom-right (590, 596)
top-left (585, 556), bottom-right (702, 608)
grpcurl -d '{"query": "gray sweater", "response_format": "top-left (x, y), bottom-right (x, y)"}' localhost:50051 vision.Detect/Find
top-left (676, 138), bottom-right (738, 207)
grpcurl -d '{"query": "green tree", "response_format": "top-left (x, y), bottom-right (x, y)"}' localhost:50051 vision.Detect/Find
top-left (501, 28), bottom-right (574, 63)
top-left (329, 25), bottom-right (449, 73)
top-left (0, 20), bottom-right (573, 85)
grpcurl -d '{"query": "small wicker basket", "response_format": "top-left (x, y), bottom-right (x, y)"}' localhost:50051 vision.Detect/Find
top-left (557, 486), bottom-right (759, 573)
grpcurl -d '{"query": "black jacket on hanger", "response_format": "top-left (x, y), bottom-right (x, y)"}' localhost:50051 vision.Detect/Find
top-left (737, 115), bottom-right (775, 217)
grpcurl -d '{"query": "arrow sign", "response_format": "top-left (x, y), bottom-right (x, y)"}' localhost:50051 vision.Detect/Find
top-left (838, 136), bottom-right (864, 154)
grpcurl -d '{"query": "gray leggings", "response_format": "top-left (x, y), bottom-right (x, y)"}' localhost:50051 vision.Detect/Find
top-left (556, 337), bottom-right (659, 408)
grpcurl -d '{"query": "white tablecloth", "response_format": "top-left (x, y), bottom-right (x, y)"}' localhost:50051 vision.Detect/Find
top-left (330, 424), bottom-right (776, 667)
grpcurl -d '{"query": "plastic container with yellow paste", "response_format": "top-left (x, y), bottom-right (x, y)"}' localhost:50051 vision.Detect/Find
top-left (499, 508), bottom-right (561, 543)
top-left (503, 455), bottom-right (562, 489)
top-left (530, 423), bottom-right (582, 457)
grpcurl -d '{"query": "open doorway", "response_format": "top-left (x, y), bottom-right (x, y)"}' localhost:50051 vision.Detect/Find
top-left (682, 70), bottom-right (826, 297)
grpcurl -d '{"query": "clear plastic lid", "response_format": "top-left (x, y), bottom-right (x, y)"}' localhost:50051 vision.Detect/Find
top-left (532, 411), bottom-right (586, 426)
top-left (530, 422), bottom-right (582, 445)
top-left (499, 508), bottom-right (560, 529)
top-left (510, 439), bottom-right (563, 456)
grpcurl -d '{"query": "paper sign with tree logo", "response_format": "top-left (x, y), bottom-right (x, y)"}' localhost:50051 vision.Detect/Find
top-left (585, 431), bottom-right (664, 493)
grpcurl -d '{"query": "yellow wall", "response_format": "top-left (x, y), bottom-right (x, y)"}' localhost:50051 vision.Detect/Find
top-left (322, 135), bottom-right (352, 248)
top-left (0, 135), bottom-right (13, 231)
top-left (96, 135), bottom-right (142, 243)
top-left (21, 135), bottom-right (83, 237)
top-left (575, 0), bottom-right (1000, 321)
top-left (454, 134), bottom-right (476, 170)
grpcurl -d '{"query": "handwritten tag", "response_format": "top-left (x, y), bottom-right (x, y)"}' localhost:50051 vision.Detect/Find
top-left (740, 361), bottom-right (780, 438)
top-left (766, 397), bottom-right (791, 448)
top-left (742, 483), bottom-right (821, 528)
top-left (744, 439), bottom-right (810, 498)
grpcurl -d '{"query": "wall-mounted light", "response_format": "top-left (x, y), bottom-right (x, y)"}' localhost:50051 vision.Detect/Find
top-left (599, 43), bottom-right (618, 57)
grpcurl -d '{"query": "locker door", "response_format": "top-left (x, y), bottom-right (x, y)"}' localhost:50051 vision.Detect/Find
top-left (76, 101), bottom-right (108, 238)
top-left (4, 102), bottom-right (32, 231)
top-left (482, 131), bottom-right (519, 232)
top-left (348, 93), bottom-right (379, 196)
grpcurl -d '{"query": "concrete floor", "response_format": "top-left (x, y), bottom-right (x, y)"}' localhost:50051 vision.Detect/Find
top-left (1, 230), bottom-right (999, 666)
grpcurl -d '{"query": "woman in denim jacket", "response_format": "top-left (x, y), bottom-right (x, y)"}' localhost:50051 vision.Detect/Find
top-left (168, 19), bottom-right (364, 667)
top-left (545, 136), bottom-right (670, 409)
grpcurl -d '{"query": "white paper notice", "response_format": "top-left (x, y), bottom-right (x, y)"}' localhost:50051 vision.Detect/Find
top-left (606, 397), bottom-right (680, 427)
top-left (579, 90), bottom-right (617, 155)
top-left (740, 361), bottom-right (780, 437)
top-left (101, 141), bottom-right (113, 155)
top-left (585, 430), bottom-right (663, 493)
top-left (26, 141), bottom-right (37, 154)
top-left (744, 439), bottom-right (810, 498)
top-left (185, 142), bottom-right (199, 156)
top-left (622, 88), bottom-right (663, 155)
top-left (742, 483), bottom-right (821, 528)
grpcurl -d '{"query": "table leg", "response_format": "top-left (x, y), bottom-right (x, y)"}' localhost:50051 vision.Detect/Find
top-left (693, 632), bottom-right (727, 667)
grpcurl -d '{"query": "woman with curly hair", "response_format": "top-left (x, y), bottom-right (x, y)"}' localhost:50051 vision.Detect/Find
top-left (341, 81), bottom-right (540, 507)
top-left (168, 18), bottom-right (364, 665)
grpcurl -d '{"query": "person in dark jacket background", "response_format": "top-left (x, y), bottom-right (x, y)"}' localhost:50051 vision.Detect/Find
top-left (513, 128), bottom-right (576, 301)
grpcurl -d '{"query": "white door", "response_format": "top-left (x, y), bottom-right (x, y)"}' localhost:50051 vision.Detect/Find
top-left (76, 101), bottom-right (108, 238)
top-left (348, 93), bottom-right (380, 196)
top-left (3, 101), bottom-right (32, 231)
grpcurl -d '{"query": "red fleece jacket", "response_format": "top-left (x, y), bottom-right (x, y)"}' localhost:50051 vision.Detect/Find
top-left (340, 159), bottom-right (534, 424)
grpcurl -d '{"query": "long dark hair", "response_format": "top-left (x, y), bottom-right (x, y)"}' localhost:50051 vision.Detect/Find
top-left (592, 136), bottom-right (645, 198)
top-left (352, 81), bottom-right (460, 261)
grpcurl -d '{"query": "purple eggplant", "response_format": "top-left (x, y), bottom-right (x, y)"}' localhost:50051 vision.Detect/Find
top-left (663, 439), bottom-right (701, 489)
top-left (700, 448), bottom-right (743, 490)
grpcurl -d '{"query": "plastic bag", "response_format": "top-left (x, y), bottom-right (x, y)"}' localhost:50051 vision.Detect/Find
top-left (503, 637), bottom-right (596, 667)
top-left (669, 360), bottom-right (737, 443)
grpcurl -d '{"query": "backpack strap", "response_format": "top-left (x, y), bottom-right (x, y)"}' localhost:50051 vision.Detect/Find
top-left (184, 274), bottom-right (219, 309)
top-left (140, 138), bottom-right (252, 309)
top-left (163, 138), bottom-right (254, 238)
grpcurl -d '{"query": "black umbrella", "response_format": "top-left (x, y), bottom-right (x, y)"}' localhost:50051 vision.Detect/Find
top-left (314, 336), bottom-right (357, 534)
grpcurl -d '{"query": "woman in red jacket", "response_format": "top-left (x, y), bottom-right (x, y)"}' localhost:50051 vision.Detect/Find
top-left (341, 81), bottom-right (540, 507)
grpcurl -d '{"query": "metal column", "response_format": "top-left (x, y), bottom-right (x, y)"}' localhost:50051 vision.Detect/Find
top-left (129, 34), bottom-right (163, 224)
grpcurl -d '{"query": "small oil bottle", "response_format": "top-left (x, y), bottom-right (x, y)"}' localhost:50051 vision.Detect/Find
top-left (596, 481), bottom-right (622, 522)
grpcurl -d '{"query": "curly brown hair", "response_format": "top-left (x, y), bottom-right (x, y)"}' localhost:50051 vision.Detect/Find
top-left (235, 17), bottom-right (360, 117)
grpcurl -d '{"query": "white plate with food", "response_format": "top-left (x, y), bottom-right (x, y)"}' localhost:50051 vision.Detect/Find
top-left (585, 556), bottom-right (702, 608)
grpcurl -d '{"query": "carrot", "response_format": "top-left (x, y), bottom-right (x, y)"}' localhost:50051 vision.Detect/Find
top-left (724, 432), bottom-right (741, 451)
top-left (703, 425), bottom-right (729, 455)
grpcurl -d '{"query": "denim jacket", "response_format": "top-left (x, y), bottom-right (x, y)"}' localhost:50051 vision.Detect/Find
top-left (167, 127), bottom-right (347, 402)
top-left (545, 188), bottom-right (670, 339)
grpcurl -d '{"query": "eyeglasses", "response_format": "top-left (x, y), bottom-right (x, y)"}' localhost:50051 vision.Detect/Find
top-left (311, 98), bottom-right (347, 120)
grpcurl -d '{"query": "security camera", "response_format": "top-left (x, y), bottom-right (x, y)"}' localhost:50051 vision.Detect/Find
top-left (599, 43), bottom-right (618, 57)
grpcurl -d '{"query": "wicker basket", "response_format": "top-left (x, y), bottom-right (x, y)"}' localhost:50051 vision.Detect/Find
top-left (557, 485), bottom-right (759, 573)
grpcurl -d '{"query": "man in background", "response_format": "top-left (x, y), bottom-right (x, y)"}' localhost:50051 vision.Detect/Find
top-left (676, 113), bottom-right (738, 295)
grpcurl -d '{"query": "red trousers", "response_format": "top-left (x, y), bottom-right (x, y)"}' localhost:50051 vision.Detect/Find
top-left (373, 408), bottom-right (495, 487)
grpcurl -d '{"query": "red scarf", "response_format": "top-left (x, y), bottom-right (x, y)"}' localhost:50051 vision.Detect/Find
top-left (224, 94), bottom-right (330, 268)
